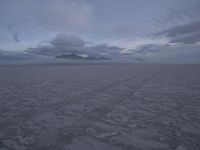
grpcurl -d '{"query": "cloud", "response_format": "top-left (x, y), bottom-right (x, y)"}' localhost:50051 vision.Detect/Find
top-left (6, 19), bottom-right (27, 42)
top-left (27, 33), bottom-right (124, 58)
top-left (32, 0), bottom-right (92, 32)
top-left (88, 44), bottom-right (124, 57)
top-left (133, 44), bottom-right (169, 55)
top-left (146, 44), bottom-right (200, 63)
top-left (160, 20), bottom-right (200, 37)
top-left (51, 34), bottom-right (85, 47)
top-left (170, 32), bottom-right (200, 44)
top-left (0, 49), bottom-right (35, 61)
top-left (0, 0), bottom-right (92, 46)
top-left (158, 20), bottom-right (200, 44)
top-left (28, 34), bottom-right (85, 56)
top-left (129, 42), bottom-right (200, 63)
top-left (12, 32), bottom-right (20, 42)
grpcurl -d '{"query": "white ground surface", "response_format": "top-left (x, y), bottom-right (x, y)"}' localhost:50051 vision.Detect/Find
top-left (0, 64), bottom-right (200, 150)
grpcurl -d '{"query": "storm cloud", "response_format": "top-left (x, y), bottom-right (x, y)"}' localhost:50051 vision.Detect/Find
top-left (170, 32), bottom-right (200, 44)
top-left (133, 44), bottom-right (163, 55)
top-left (27, 34), bottom-right (124, 58)
top-left (160, 20), bottom-right (200, 37)
top-left (0, 0), bottom-right (200, 64)
top-left (0, 49), bottom-right (36, 64)
top-left (12, 32), bottom-right (20, 42)
top-left (158, 20), bottom-right (200, 44)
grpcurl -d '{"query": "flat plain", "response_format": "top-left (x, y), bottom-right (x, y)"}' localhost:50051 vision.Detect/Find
top-left (0, 64), bottom-right (200, 150)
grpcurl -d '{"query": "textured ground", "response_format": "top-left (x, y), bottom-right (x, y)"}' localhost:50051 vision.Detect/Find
top-left (0, 64), bottom-right (200, 150)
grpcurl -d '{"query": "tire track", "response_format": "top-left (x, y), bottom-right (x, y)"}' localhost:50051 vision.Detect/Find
top-left (42, 69), bottom-right (151, 112)
top-left (81, 67), bottom-right (165, 125)
top-left (52, 67), bottom-right (165, 149)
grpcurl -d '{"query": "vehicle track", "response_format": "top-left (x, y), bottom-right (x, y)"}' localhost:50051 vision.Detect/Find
top-left (36, 68), bottom-right (153, 114)
top-left (49, 67), bottom-right (165, 149)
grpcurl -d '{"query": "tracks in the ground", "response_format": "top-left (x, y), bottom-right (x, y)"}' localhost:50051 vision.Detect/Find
top-left (37, 69), bottom-right (147, 114)
top-left (50, 67), bottom-right (163, 110)
top-left (51, 67), bottom-right (165, 148)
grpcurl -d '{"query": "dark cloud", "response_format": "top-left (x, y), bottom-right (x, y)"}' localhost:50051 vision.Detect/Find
top-left (158, 20), bottom-right (200, 44)
top-left (7, 20), bottom-right (26, 43)
top-left (51, 34), bottom-right (85, 47)
top-left (12, 32), bottom-right (20, 42)
top-left (28, 34), bottom-right (86, 56)
top-left (132, 57), bottom-right (145, 62)
top-left (28, 45), bottom-right (60, 56)
top-left (146, 44), bottom-right (200, 64)
top-left (133, 44), bottom-right (168, 55)
top-left (130, 43), bottom-right (200, 63)
top-left (27, 34), bottom-right (124, 58)
top-left (0, 49), bottom-right (35, 61)
top-left (170, 32), bottom-right (200, 44)
top-left (1, 0), bottom-right (200, 64)
top-left (160, 20), bottom-right (200, 37)
top-left (88, 44), bottom-right (123, 57)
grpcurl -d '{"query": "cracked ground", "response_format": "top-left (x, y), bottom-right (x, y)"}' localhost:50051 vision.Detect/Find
top-left (0, 64), bottom-right (200, 150)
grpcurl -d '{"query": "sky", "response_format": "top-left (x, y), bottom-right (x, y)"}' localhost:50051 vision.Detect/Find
top-left (0, 0), bottom-right (200, 64)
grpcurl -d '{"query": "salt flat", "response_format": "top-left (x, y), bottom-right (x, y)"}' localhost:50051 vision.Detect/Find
top-left (0, 64), bottom-right (200, 150)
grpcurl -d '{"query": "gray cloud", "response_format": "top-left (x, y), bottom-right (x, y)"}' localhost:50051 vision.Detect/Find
top-left (27, 34), bottom-right (124, 58)
top-left (146, 44), bottom-right (200, 63)
top-left (12, 32), bottom-right (20, 42)
top-left (28, 34), bottom-right (85, 56)
top-left (133, 44), bottom-right (169, 55)
top-left (7, 20), bottom-right (26, 43)
top-left (1, 0), bottom-right (200, 64)
top-left (0, 49), bottom-right (35, 62)
top-left (170, 32), bottom-right (200, 44)
top-left (51, 34), bottom-right (85, 47)
top-left (160, 20), bottom-right (200, 37)
top-left (31, 0), bottom-right (92, 32)
top-left (88, 44), bottom-right (124, 57)
top-left (158, 20), bottom-right (200, 44)
top-left (130, 43), bottom-right (200, 63)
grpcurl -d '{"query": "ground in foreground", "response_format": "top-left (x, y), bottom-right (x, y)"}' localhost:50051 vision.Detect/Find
top-left (0, 64), bottom-right (200, 150)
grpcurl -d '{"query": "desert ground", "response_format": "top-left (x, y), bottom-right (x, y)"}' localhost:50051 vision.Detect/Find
top-left (0, 64), bottom-right (200, 150)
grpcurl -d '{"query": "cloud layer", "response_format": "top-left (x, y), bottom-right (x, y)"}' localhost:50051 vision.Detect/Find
top-left (158, 20), bottom-right (200, 44)
top-left (0, 49), bottom-right (36, 64)
top-left (27, 34), bottom-right (124, 59)
top-left (0, 0), bottom-right (200, 64)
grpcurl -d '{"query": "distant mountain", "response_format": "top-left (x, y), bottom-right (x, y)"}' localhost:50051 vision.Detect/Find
top-left (55, 53), bottom-right (110, 61)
